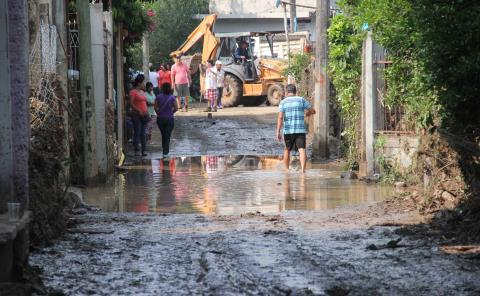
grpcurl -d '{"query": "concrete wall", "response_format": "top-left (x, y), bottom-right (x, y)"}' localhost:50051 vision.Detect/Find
top-left (375, 133), bottom-right (420, 174)
top-left (0, 0), bottom-right (12, 213)
top-left (90, 3), bottom-right (107, 179)
top-left (0, 0), bottom-right (30, 284)
top-left (8, 0), bottom-right (30, 212)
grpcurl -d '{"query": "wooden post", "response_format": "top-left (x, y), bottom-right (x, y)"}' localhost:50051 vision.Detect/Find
top-left (312, 0), bottom-right (329, 159)
top-left (77, 0), bottom-right (99, 183)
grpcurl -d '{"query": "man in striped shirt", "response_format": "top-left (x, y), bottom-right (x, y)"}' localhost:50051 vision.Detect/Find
top-left (276, 84), bottom-right (316, 173)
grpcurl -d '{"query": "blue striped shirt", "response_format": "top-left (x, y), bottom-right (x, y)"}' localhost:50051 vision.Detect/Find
top-left (279, 96), bottom-right (311, 135)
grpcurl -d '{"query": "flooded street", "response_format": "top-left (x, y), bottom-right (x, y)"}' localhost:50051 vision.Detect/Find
top-left (83, 156), bottom-right (391, 215)
top-left (30, 108), bottom-right (480, 295)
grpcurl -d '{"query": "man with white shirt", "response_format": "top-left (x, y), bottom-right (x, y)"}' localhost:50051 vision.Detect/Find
top-left (148, 66), bottom-right (159, 95)
top-left (212, 60), bottom-right (225, 109)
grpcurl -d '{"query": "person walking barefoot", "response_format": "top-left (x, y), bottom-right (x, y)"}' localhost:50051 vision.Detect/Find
top-left (276, 84), bottom-right (316, 173)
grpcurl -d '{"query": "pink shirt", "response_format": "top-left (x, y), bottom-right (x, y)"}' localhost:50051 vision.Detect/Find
top-left (171, 63), bottom-right (190, 85)
top-left (129, 89), bottom-right (148, 114)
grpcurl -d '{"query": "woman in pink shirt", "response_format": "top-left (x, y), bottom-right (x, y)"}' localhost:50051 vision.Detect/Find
top-left (128, 74), bottom-right (149, 156)
top-left (171, 55), bottom-right (191, 112)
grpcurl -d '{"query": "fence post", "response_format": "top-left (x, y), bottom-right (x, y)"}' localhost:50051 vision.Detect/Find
top-left (8, 0), bottom-right (29, 211)
top-left (90, 3), bottom-right (107, 180)
top-left (115, 23), bottom-right (125, 164)
top-left (0, 0), bottom-right (12, 213)
top-left (77, 0), bottom-right (99, 183)
top-left (364, 31), bottom-right (375, 176)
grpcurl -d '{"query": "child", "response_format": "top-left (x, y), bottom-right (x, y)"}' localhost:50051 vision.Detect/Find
top-left (145, 82), bottom-right (157, 143)
top-left (204, 60), bottom-right (217, 112)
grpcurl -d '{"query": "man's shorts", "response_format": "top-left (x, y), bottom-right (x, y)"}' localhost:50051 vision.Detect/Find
top-left (206, 89), bottom-right (216, 101)
top-left (284, 133), bottom-right (306, 151)
top-left (174, 83), bottom-right (190, 97)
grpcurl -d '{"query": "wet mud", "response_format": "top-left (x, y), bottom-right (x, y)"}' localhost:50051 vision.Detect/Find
top-left (30, 107), bottom-right (480, 295)
top-left (30, 209), bottom-right (480, 295)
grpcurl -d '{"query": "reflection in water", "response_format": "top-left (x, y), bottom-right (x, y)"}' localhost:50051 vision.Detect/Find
top-left (83, 156), bottom-right (393, 215)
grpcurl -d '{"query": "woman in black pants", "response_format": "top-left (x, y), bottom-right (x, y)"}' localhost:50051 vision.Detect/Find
top-left (154, 83), bottom-right (179, 159)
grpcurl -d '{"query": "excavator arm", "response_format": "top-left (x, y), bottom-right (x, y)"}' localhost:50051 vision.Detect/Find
top-left (170, 14), bottom-right (219, 63)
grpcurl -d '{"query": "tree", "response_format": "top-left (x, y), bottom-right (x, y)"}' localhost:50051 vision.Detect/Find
top-left (147, 0), bottom-right (209, 67)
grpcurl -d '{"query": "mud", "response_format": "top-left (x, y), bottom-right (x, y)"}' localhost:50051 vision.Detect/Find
top-left (30, 207), bottom-right (480, 295)
top-left (30, 107), bottom-right (480, 295)
top-left (142, 106), bottom-right (284, 158)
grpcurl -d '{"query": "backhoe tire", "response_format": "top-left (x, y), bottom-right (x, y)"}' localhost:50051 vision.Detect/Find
top-left (222, 74), bottom-right (242, 107)
top-left (267, 84), bottom-right (284, 106)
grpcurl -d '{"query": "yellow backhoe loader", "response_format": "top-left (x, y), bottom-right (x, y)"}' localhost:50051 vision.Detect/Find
top-left (170, 14), bottom-right (287, 106)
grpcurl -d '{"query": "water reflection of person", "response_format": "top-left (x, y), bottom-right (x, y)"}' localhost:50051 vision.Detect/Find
top-left (156, 159), bottom-right (177, 213)
top-left (129, 159), bottom-right (151, 212)
top-left (283, 173), bottom-right (306, 210)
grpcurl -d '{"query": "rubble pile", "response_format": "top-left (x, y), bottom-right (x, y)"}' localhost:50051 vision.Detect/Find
top-left (417, 130), bottom-right (480, 241)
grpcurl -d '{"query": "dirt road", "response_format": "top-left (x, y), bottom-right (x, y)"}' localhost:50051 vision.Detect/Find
top-left (30, 107), bottom-right (480, 295)
top-left (143, 106), bottom-right (284, 158)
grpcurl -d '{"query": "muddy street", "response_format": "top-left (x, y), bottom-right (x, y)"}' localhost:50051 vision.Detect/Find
top-left (30, 107), bottom-right (480, 295)
top-left (144, 106), bottom-right (285, 158)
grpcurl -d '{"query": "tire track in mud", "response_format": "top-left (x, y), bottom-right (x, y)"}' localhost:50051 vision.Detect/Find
top-left (30, 213), bottom-right (480, 295)
top-left (195, 215), bottom-right (324, 295)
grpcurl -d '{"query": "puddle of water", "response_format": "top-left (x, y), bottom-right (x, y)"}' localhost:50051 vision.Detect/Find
top-left (83, 156), bottom-right (393, 215)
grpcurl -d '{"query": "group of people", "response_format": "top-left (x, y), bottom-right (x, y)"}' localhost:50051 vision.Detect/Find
top-left (129, 54), bottom-right (316, 173)
top-left (128, 55), bottom-right (228, 158)
top-left (129, 76), bottom-right (178, 159)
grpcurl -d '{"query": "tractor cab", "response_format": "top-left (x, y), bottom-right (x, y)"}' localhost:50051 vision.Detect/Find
top-left (215, 32), bottom-right (279, 84)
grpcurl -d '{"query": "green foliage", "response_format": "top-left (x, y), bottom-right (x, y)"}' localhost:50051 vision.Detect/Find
top-left (147, 0), bottom-right (209, 66)
top-left (338, 0), bottom-right (480, 133)
top-left (112, 0), bottom-right (150, 39)
top-left (410, 0), bottom-right (480, 132)
top-left (125, 43), bottom-right (143, 70)
top-left (328, 13), bottom-right (363, 163)
top-left (283, 53), bottom-right (312, 83)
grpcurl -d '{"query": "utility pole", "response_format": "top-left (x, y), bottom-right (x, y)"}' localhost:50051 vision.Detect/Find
top-left (77, 0), bottom-right (99, 183)
top-left (90, 2), bottom-right (107, 180)
top-left (290, 0), bottom-right (296, 33)
top-left (282, 3), bottom-right (291, 63)
top-left (313, 0), bottom-right (329, 159)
